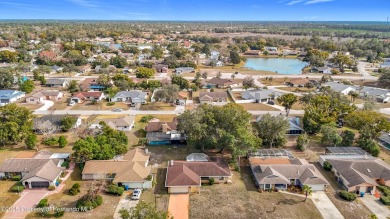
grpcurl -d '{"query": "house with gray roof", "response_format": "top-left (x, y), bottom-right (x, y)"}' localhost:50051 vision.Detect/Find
top-left (324, 158), bottom-right (390, 194)
top-left (359, 86), bottom-right (390, 102)
top-left (0, 90), bottom-right (25, 106)
top-left (175, 67), bottom-right (195, 75)
top-left (33, 115), bottom-right (82, 134)
top-left (111, 90), bottom-right (148, 104)
top-left (90, 116), bottom-right (135, 132)
top-left (241, 89), bottom-right (283, 103)
top-left (46, 78), bottom-right (69, 87)
top-left (322, 82), bottom-right (357, 95)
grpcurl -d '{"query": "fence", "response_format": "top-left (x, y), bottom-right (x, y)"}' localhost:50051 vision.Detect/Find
top-left (228, 89), bottom-right (256, 103)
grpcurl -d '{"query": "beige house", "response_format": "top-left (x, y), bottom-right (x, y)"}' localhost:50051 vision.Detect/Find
top-left (90, 116), bottom-right (135, 132)
top-left (26, 90), bottom-right (64, 104)
top-left (82, 148), bottom-right (153, 189)
top-left (199, 92), bottom-right (228, 104)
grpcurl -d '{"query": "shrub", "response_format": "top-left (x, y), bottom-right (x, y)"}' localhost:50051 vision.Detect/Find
top-left (42, 137), bottom-right (59, 146)
top-left (140, 115), bottom-right (154, 123)
top-left (37, 199), bottom-right (49, 208)
top-left (54, 208), bottom-right (65, 218)
top-left (68, 183), bottom-right (81, 196)
top-left (106, 102), bottom-right (115, 106)
top-left (25, 134), bottom-right (38, 149)
top-left (377, 186), bottom-right (390, 197)
top-left (380, 196), bottom-right (390, 205)
top-left (107, 185), bottom-right (124, 196)
top-left (61, 161), bottom-right (69, 169)
top-left (48, 186), bottom-right (56, 191)
top-left (11, 186), bottom-right (24, 192)
top-left (58, 136), bottom-right (68, 148)
top-left (11, 175), bottom-right (21, 181)
top-left (339, 190), bottom-right (357, 201)
top-left (119, 208), bottom-right (130, 219)
top-left (323, 161), bottom-right (332, 171)
top-left (209, 178), bottom-right (215, 185)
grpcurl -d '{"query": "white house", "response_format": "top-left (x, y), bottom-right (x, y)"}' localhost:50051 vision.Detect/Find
top-left (0, 90), bottom-right (25, 106)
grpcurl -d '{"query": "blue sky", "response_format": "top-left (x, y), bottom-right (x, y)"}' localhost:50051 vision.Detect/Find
top-left (0, 0), bottom-right (389, 21)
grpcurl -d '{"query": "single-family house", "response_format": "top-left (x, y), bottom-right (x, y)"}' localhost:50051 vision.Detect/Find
top-left (199, 92), bottom-right (228, 104)
top-left (111, 90), bottom-right (148, 104)
top-left (152, 64), bottom-right (169, 73)
top-left (210, 51), bottom-right (220, 60)
top-left (175, 67), bottom-right (195, 75)
top-left (0, 90), bottom-right (25, 106)
top-left (381, 58), bottom-right (390, 69)
top-left (359, 87), bottom-right (390, 103)
top-left (245, 50), bottom-right (261, 56)
top-left (250, 156), bottom-right (329, 191)
top-left (264, 47), bottom-right (279, 55)
top-left (82, 148), bottom-right (153, 189)
top-left (378, 133), bottom-right (390, 150)
top-left (241, 89), bottom-right (283, 103)
top-left (0, 151), bottom-right (69, 189)
top-left (287, 78), bottom-right (310, 87)
top-left (207, 77), bottom-right (240, 89)
top-left (322, 82), bottom-right (357, 95)
top-left (91, 116), bottom-right (135, 132)
top-left (81, 78), bottom-right (106, 91)
top-left (311, 66), bottom-right (332, 74)
top-left (324, 158), bottom-right (390, 194)
top-left (319, 147), bottom-right (374, 166)
top-left (26, 90), bottom-right (63, 104)
top-left (145, 118), bottom-right (185, 145)
top-left (71, 91), bottom-right (104, 103)
top-left (51, 65), bottom-right (63, 73)
top-left (33, 115), bottom-right (82, 134)
top-left (256, 116), bottom-right (304, 135)
top-left (165, 156), bottom-right (232, 193)
top-left (45, 78), bottom-right (69, 88)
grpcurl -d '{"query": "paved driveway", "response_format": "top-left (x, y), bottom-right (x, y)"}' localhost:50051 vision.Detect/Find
top-left (3, 190), bottom-right (49, 219)
top-left (113, 192), bottom-right (139, 219)
top-left (168, 194), bottom-right (189, 219)
top-left (311, 191), bottom-right (344, 219)
top-left (360, 195), bottom-right (390, 219)
top-left (36, 100), bottom-right (54, 111)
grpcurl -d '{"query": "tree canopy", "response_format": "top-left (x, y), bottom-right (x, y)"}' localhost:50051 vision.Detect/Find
top-left (276, 93), bottom-right (298, 116)
top-left (136, 67), bottom-right (154, 79)
top-left (255, 114), bottom-right (289, 148)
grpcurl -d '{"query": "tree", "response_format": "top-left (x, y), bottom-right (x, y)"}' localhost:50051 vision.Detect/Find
top-left (378, 69), bottom-right (390, 89)
top-left (61, 116), bottom-right (77, 132)
top-left (171, 75), bottom-right (189, 89)
top-left (340, 130), bottom-right (355, 146)
top-left (58, 135), bottom-right (68, 148)
top-left (297, 134), bottom-right (309, 151)
top-left (97, 74), bottom-right (111, 88)
top-left (330, 54), bottom-right (353, 73)
top-left (302, 185), bottom-right (312, 202)
top-left (243, 76), bottom-right (255, 88)
top-left (216, 71), bottom-right (222, 78)
top-left (68, 80), bottom-right (79, 93)
top-left (136, 67), bottom-right (154, 79)
top-left (363, 99), bottom-right (379, 111)
top-left (320, 124), bottom-right (342, 146)
top-left (0, 104), bottom-right (34, 146)
top-left (256, 114), bottom-right (289, 148)
top-left (230, 50), bottom-right (241, 65)
top-left (154, 84), bottom-right (179, 103)
top-left (277, 93), bottom-right (298, 116)
top-left (24, 134), bottom-right (37, 149)
top-left (110, 56), bottom-right (127, 68)
top-left (0, 68), bottom-right (15, 89)
top-left (345, 110), bottom-right (390, 140)
top-left (348, 91), bottom-right (359, 103)
top-left (201, 72), bottom-right (208, 79)
top-left (129, 201), bottom-right (172, 219)
top-left (151, 45), bottom-right (164, 59)
top-left (112, 74), bottom-right (135, 91)
top-left (19, 80), bottom-right (35, 94)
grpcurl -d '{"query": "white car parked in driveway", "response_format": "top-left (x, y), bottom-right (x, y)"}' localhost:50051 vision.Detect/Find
top-left (131, 189), bottom-right (142, 200)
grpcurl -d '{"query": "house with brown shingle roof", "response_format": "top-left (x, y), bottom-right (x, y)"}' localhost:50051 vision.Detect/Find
top-left (199, 92), bottom-right (228, 104)
top-left (26, 90), bottom-right (64, 104)
top-left (71, 91), bottom-right (104, 103)
top-left (165, 158), bottom-right (232, 193)
top-left (145, 117), bottom-right (185, 145)
top-left (287, 78), bottom-right (310, 87)
top-left (82, 148), bottom-right (153, 189)
top-left (207, 77), bottom-right (240, 89)
top-left (324, 158), bottom-right (390, 194)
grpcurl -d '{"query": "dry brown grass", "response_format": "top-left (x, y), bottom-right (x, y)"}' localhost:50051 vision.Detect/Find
top-left (190, 167), bottom-right (322, 219)
top-left (71, 101), bottom-right (129, 111)
top-left (239, 103), bottom-right (280, 111)
top-left (18, 103), bottom-right (44, 110)
top-left (0, 181), bottom-right (20, 218)
top-left (260, 78), bottom-right (289, 86)
top-left (277, 87), bottom-right (316, 93)
top-left (139, 102), bottom-right (175, 111)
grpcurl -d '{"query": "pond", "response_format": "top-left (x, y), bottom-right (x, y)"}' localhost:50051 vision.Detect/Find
top-left (244, 58), bottom-right (308, 75)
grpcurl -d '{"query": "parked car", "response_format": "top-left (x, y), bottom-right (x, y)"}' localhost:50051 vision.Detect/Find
top-left (68, 101), bottom-right (76, 106)
top-left (131, 189), bottom-right (142, 200)
top-left (113, 108), bottom-right (123, 112)
top-left (267, 101), bottom-right (275, 105)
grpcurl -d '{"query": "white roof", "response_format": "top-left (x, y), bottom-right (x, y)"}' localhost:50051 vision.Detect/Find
top-left (49, 153), bottom-right (70, 159)
top-left (186, 153), bottom-right (209, 162)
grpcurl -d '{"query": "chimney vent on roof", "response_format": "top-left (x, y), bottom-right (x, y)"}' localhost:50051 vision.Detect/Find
top-left (170, 160), bottom-right (174, 166)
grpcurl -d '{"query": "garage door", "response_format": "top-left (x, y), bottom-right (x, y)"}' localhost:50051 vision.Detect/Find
top-left (31, 181), bottom-right (50, 188)
top-left (308, 184), bottom-right (325, 191)
top-left (169, 187), bottom-right (189, 194)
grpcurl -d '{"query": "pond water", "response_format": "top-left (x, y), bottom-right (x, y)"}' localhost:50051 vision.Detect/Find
top-left (244, 58), bottom-right (308, 75)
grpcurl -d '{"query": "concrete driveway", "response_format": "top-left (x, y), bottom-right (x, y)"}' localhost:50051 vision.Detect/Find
top-left (168, 194), bottom-right (189, 219)
top-left (311, 191), bottom-right (344, 219)
top-left (3, 190), bottom-right (49, 219)
top-left (36, 100), bottom-right (54, 111)
top-left (113, 193), bottom-right (139, 219)
top-left (360, 195), bottom-right (390, 219)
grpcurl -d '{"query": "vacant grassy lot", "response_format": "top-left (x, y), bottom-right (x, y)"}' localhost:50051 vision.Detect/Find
top-left (71, 101), bottom-right (129, 111)
top-left (0, 181), bottom-right (20, 218)
top-left (260, 78), bottom-right (289, 86)
top-left (239, 103), bottom-right (280, 111)
top-left (139, 102), bottom-right (176, 111)
top-left (277, 86), bottom-right (316, 93)
top-left (190, 167), bottom-right (322, 219)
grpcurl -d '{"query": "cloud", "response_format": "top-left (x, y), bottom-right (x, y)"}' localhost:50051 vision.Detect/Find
top-left (286, 0), bottom-right (305, 5)
top-left (67, 0), bottom-right (98, 8)
top-left (304, 0), bottom-right (334, 4)
top-left (0, 1), bottom-right (32, 7)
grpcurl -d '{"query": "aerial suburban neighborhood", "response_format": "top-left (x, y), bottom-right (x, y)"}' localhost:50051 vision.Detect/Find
top-left (0, 1), bottom-right (390, 219)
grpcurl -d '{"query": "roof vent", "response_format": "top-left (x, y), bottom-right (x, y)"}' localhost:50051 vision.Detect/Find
top-left (367, 169), bottom-right (371, 173)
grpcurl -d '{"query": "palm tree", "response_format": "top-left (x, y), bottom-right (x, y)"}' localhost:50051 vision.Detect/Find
top-left (348, 91), bottom-right (359, 103)
top-left (302, 185), bottom-right (312, 202)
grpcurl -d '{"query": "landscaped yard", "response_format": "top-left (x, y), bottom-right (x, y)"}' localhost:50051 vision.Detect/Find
top-left (0, 181), bottom-right (21, 218)
top-left (139, 102), bottom-right (176, 111)
top-left (190, 166), bottom-right (323, 219)
top-left (239, 103), bottom-right (280, 111)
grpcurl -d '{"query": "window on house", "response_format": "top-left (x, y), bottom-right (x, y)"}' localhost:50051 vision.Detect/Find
top-left (219, 177), bottom-right (224, 180)
top-left (264, 184), bottom-right (271, 189)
